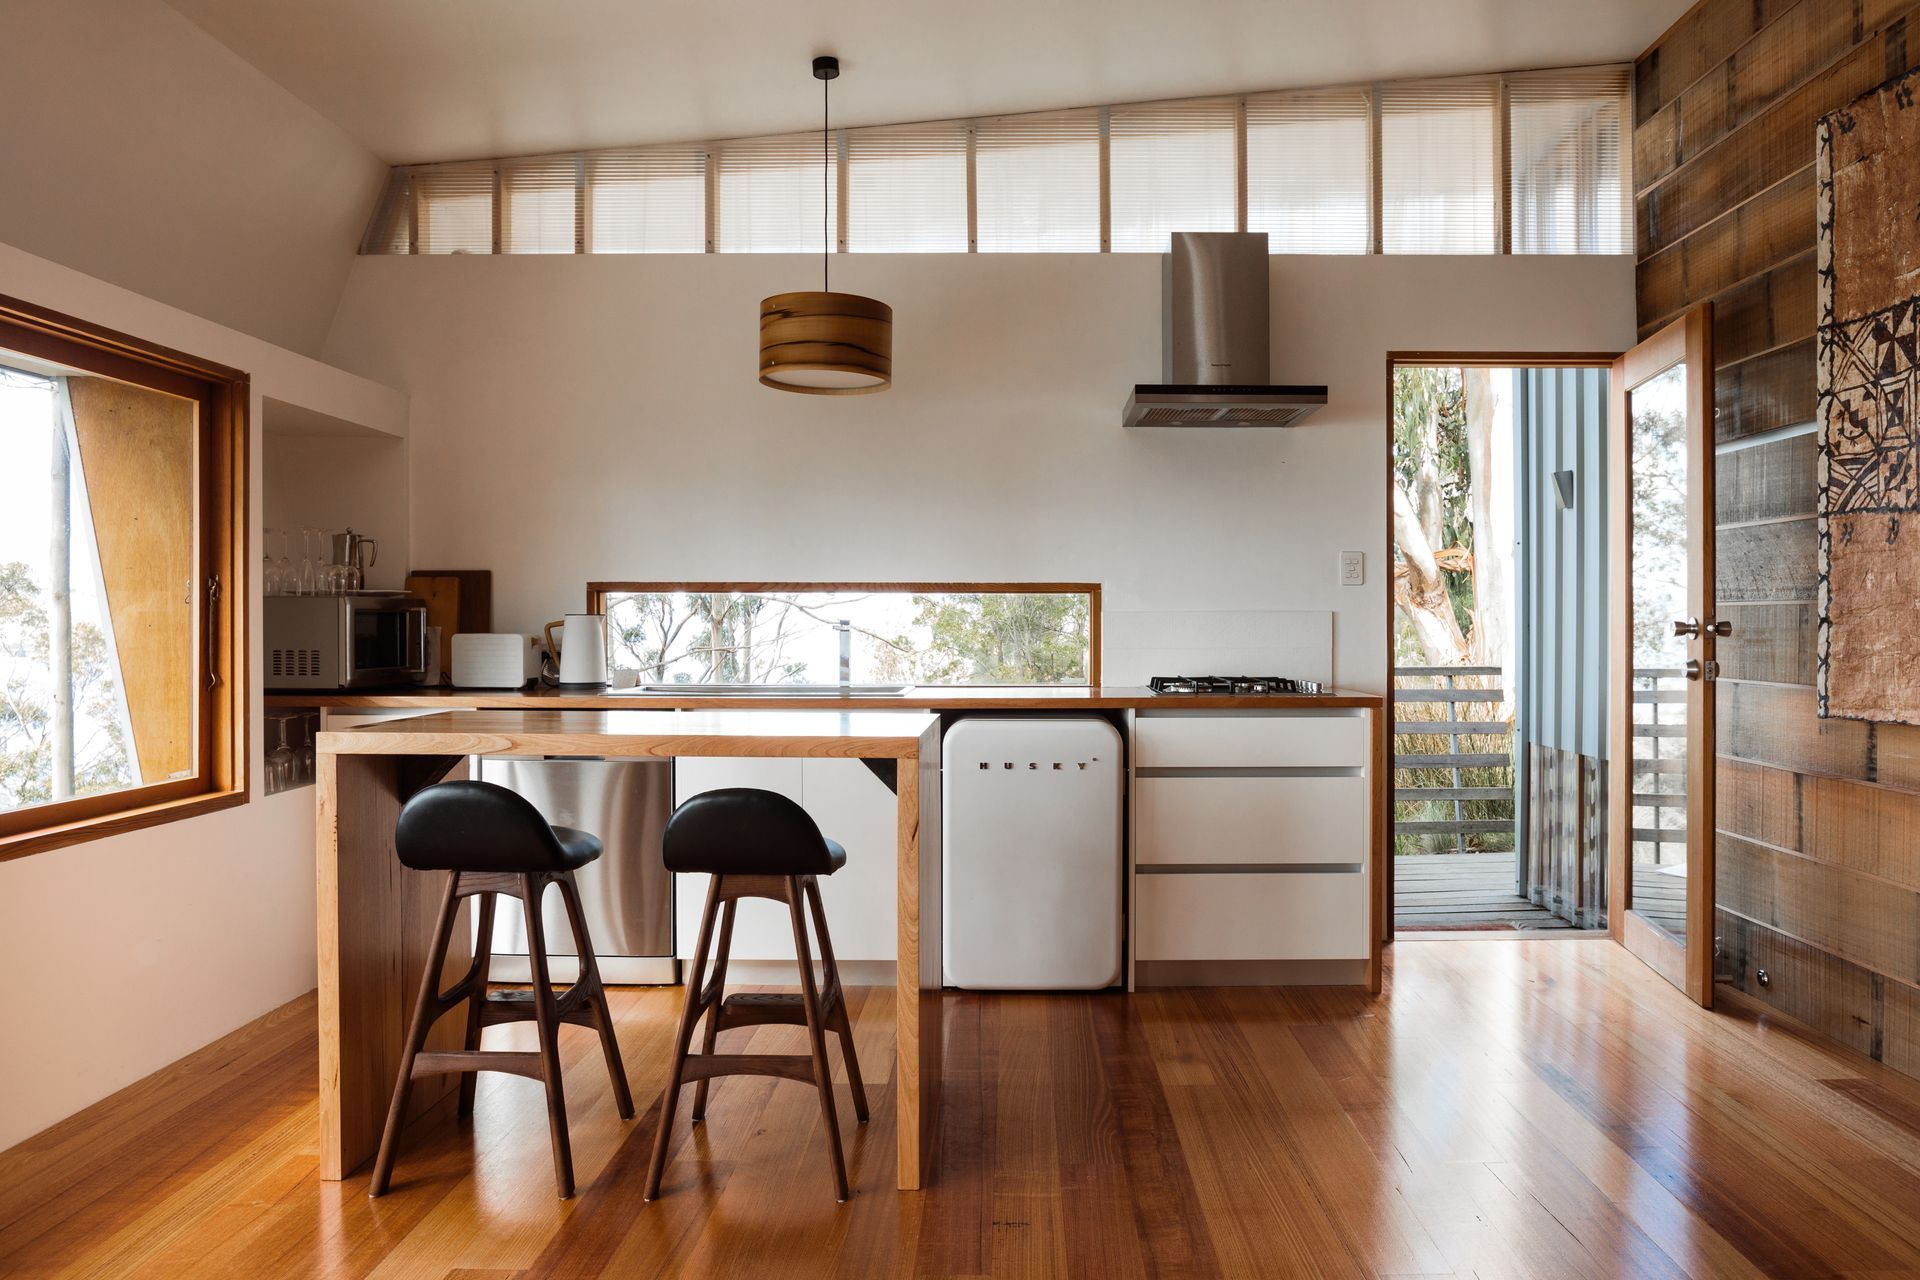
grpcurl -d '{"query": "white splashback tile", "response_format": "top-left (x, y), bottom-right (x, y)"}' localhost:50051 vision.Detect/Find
top-left (1102, 610), bottom-right (1333, 686)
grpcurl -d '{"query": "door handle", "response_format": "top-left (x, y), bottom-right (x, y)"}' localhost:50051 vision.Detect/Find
top-left (1706, 619), bottom-right (1732, 636)
top-left (1673, 617), bottom-right (1701, 638)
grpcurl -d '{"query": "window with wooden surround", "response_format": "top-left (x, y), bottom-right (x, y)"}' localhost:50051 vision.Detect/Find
top-left (0, 295), bottom-right (247, 859)
top-left (588, 584), bottom-right (1099, 687)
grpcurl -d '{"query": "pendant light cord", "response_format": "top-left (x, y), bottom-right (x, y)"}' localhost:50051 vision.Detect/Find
top-left (822, 72), bottom-right (830, 293)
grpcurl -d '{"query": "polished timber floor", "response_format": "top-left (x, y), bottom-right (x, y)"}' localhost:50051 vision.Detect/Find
top-left (5, 941), bottom-right (1920, 1278)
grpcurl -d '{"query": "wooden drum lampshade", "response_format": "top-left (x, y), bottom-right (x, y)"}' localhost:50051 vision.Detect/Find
top-left (758, 55), bottom-right (894, 396)
top-left (758, 291), bottom-right (893, 394)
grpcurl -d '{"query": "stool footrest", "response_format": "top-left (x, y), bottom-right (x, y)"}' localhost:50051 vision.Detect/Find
top-left (411, 1049), bottom-right (544, 1081)
top-left (679, 1052), bottom-right (818, 1086)
top-left (480, 985), bottom-right (602, 1029)
top-left (716, 991), bottom-right (807, 1029)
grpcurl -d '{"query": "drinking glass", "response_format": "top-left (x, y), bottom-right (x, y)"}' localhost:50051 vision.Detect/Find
top-left (299, 527), bottom-right (320, 595)
top-left (274, 528), bottom-right (294, 596)
top-left (263, 533), bottom-right (281, 597)
top-left (266, 716), bottom-right (296, 794)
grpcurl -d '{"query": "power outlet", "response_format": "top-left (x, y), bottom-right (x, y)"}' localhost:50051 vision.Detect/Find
top-left (1339, 550), bottom-right (1365, 586)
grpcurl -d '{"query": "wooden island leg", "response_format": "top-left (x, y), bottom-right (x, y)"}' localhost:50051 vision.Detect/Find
top-left (317, 751), bottom-right (470, 1181)
top-left (895, 729), bottom-right (944, 1190)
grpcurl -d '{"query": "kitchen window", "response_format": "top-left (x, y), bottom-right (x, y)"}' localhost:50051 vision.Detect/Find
top-left (0, 294), bottom-right (248, 860)
top-left (588, 583), bottom-right (1099, 687)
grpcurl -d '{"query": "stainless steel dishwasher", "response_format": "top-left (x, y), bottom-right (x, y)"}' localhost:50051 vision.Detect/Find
top-left (477, 757), bottom-right (676, 984)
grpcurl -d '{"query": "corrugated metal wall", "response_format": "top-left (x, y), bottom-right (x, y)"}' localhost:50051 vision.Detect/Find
top-left (1516, 366), bottom-right (1609, 758)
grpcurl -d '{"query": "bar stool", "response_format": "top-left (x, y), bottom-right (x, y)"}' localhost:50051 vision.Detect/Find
top-left (645, 787), bottom-right (868, 1202)
top-left (369, 779), bottom-right (634, 1199)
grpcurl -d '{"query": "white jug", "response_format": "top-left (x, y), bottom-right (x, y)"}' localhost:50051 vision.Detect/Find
top-left (543, 613), bottom-right (609, 687)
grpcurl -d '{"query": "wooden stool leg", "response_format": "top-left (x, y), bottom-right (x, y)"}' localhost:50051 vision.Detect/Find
top-left (370, 871), bottom-right (462, 1197)
top-left (646, 875), bottom-right (722, 1201)
top-left (690, 896), bottom-right (738, 1123)
top-left (458, 890), bottom-right (497, 1118)
top-left (805, 877), bottom-right (867, 1124)
top-left (557, 871), bottom-right (634, 1121)
top-left (522, 874), bottom-right (575, 1199)
top-left (787, 876), bottom-right (849, 1201)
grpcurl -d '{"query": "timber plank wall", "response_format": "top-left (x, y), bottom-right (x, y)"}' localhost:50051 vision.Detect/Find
top-left (1635, 0), bottom-right (1920, 1077)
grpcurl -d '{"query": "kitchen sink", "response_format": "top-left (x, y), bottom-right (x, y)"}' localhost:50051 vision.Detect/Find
top-left (617, 682), bottom-right (915, 697)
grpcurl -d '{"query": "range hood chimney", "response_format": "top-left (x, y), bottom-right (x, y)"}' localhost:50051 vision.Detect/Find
top-left (1122, 231), bottom-right (1326, 429)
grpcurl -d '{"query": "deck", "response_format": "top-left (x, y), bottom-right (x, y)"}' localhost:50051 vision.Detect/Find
top-left (1394, 852), bottom-right (1580, 931)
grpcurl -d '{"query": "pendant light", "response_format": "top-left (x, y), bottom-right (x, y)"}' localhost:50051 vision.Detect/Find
top-left (759, 55), bottom-right (893, 394)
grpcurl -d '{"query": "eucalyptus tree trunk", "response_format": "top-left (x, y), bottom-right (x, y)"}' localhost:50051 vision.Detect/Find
top-left (1393, 391), bottom-right (1469, 667)
top-left (1463, 369), bottom-right (1515, 721)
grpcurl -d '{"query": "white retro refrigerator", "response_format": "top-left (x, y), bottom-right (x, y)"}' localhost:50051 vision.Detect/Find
top-left (941, 717), bottom-right (1124, 990)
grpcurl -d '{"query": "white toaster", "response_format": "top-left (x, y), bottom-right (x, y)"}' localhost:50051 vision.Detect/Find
top-left (451, 633), bottom-right (536, 689)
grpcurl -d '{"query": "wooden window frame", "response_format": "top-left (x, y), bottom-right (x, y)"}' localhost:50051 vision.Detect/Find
top-left (0, 293), bottom-right (249, 861)
top-left (586, 581), bottom-right (1102, 686)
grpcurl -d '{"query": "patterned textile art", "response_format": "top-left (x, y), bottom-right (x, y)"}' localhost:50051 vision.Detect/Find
top-left (1817, 68), bottom-right (1920, 722)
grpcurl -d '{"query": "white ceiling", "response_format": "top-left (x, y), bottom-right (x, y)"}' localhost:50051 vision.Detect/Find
top-left (164, 0), bottom-right (1685, 166)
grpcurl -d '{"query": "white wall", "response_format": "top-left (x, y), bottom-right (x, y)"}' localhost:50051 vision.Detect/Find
top-left (0, 0), bottom-right (387, 355)
top-left (0, 242), bottom-right (406, 1150)
top-left (261, 427), bottom-right (412, 593)
top-left (323, 252), bottom-right (1635, 691)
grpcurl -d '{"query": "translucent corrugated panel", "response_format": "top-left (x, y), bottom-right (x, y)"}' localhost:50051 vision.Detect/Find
top-left (413, 164), bottom-right (494, 255)
top-left (1109, 98), bottom-right (1237, 253)
top-left (1246, 88), bottom-right (1372, 253)
top-left (587, 146), bottom-right (706, 253)
top-left (501, 157), bottom-right (577, 254)
top-left (1510, 68), bottom-right (1630, 254)
top-left (974, 109), bottom-right (1101, 252)
top-left (359, 172), bottom-right (413, 254)
top-left (1380, 79), bottom-right (1498, 254)
top-left (846, 122), bottom-right (968, 252)
top-left (714, 132), bottom-right (838, 254)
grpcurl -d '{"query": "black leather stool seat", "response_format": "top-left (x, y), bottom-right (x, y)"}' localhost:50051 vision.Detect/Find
top-left (396, 780), bottom-right (603, 873)
top-left (663, 787), bottom-right (846, 876)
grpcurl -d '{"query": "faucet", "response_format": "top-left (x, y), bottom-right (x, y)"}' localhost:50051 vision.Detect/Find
top-left (836, 619), bottom-right (852, 689)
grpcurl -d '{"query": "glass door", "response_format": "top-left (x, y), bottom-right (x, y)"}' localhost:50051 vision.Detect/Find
top-left (1609, 306), bottom-right (1717, 1005)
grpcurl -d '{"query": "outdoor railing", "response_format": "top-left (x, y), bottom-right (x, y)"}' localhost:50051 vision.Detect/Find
top-left (1392, 665), bottom-right (1514, 854)
top-left (1630, 667), bottom-right (1688, 853)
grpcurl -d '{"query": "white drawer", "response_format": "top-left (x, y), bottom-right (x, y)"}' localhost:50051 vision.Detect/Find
top-left (1134, 871), bottom-right (1366, 961)
top-left (1136, 774), bottom-right (1364, 866)
top-left (1134, 711), bottom-right (1367, 768)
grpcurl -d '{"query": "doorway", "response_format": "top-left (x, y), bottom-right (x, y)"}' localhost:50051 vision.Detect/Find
top-left (1388, 356), bottom-right (1613, 935)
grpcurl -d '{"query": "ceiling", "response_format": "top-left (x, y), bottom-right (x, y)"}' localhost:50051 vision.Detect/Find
top-left (165, 0), bottom-right (1686, 166)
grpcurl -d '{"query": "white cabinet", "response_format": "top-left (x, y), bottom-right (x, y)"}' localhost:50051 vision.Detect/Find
top-left (1134, 708), bottom-right (1367, 768)
top-left (671, 756), bottom-right (897, 963)
top-left (1135, 872), bottom-right (1366, 960)
top-left (1135, 774), bottom-right (1364, 866)
top-left (1130, 708), bottom-right (1372, 976)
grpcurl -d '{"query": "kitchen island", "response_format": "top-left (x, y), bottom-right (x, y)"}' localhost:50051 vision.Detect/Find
top-left (315, 709), bottom-right (945, 1191)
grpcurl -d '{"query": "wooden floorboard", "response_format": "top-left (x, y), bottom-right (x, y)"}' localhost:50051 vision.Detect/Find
top-left (6, 941), bottom-right (1920, 1278)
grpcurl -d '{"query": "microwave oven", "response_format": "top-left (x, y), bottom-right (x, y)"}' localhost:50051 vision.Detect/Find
top-left (265, 593), bottom-right (429, 689)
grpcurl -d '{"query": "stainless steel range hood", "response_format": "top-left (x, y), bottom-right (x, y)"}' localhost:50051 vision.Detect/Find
top-left (1123, 231), bottom-right (1327, 429)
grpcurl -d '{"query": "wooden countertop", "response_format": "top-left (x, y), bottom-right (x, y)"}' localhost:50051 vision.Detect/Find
top-left (272, 683), bottom-right (1384, 712)
top-left (317, 708), bottom-right (942, 760)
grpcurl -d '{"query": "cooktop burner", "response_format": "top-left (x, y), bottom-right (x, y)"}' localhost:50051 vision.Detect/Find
top-left (1147, 675), bottom-right (1326, 696)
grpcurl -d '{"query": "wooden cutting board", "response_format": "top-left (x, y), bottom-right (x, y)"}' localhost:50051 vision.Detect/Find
top-left (405, 570), bottom-right (493, 678)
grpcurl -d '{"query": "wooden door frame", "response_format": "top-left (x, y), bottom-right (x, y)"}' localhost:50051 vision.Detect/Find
top-left (1382, 352), bottom-right (1617, 961)
top-left (1605, 305), bottom-right (1715, 1006)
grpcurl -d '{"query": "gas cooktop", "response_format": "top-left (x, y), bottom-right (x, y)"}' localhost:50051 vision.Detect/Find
top-left (1146, 675), bottom-right (1327, 696)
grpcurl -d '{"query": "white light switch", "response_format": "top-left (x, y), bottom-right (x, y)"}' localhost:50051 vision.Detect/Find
top-left (1339, 550), bottom-right (1365, 586)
